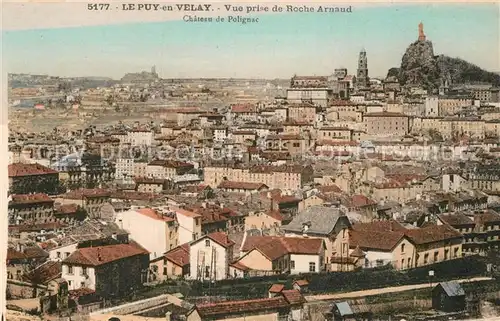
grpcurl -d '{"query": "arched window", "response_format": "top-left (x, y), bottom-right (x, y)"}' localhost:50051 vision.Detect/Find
top-left (401, 243), bottom-right (405, 253)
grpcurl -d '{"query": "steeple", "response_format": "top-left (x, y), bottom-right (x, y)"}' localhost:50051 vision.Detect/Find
top-left (418, 22), bottom-right (426, 41)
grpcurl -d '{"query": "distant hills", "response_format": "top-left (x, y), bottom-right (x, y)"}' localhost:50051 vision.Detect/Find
top-left (387, 40), bottom-right (500, 91)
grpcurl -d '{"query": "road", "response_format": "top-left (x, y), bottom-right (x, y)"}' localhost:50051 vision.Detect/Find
top-left (305, 276), bottom-right (493, 302)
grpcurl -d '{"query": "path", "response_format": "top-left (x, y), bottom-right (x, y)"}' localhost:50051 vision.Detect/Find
top-left (306, 276), bottom-right (493, 302)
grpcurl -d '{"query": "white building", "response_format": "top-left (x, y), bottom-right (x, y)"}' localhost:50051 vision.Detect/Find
top-left (286, 88), bottom-right (331, 107)
top-left (425, 96), bottom-right (439, 117)
top-left (127, 129), bottom-right (153, 146)
top-left (175, 207), bottom-right (202, 245)
top-left (116, 208), bottom-right (178, 260)
top-left (189, 232), bottom-right (234, 281)
top-left (115, 158), bottom-right (135, 181)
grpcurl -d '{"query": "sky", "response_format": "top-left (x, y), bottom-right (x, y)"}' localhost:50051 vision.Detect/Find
top-left (2, 3), bottom-right (499, 79)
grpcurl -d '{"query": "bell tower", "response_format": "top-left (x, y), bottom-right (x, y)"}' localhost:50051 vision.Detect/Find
top-left (356, 48), bottom-right (369, 88)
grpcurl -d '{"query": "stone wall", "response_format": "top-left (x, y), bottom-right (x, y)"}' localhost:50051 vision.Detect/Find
top-left (7, 279), bottom-right (46, 299)
top-left (90, 294), bottom-right (171, 315)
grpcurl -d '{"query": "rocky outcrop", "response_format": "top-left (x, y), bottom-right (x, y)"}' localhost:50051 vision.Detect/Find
top-left (389, 40), bottom-right (500, 91)
top-left (398, 40), bottom-right (440, 91)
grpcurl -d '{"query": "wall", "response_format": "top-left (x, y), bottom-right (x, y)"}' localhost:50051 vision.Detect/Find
top-left (116, 210), bottom-right (169, 260)
top-left (90, 293), bottom-right (171, 315)
top-left (62, 265), bottom-right (96, 290)
top-left (49, 243), bottom-right (79, 262)
top-left (176, 210), bottom-right (201, 245)
top-left (238, 249), bottom-right (272, 271)
top-left (189, 240), bottom-right (229, 281)
top-left (6, 279), bottom-right (47, 299)
top-left (290, 254), bottom-right (320, 274)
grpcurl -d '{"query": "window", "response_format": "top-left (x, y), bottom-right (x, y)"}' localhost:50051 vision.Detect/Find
top-left (290, 260), bottom-right (295, 269)
top-left (68, 265), bottom-right (73, 275)
top-left (433, 251), bottom-right (439, 262)
top-left (401, 243), bottom-right (406, 253)
top-left (56, 252), bottom-right (61, 258)
top-left (80, 282), bottom-right (85, 287)
top-left (65, 252), bottom-right (70, 258)
top-left (424, 253), bottom-right (429, 264)
top-left (163, 267), bottom-right (167, 275)
top-left (309, 262), bottom-right (316, 272)
top-left (453, 247), bottom-right (459, 258)
top-left (205, 266), bottom-right (210, 278)
top-left (68, 281), bottom-right (72, 286)
top-left (444, 249), bottom-right (449, 260)
top-left (205, 239), bottom-right (211, 247)
top-left (81, 267), bottom-right (87, 276)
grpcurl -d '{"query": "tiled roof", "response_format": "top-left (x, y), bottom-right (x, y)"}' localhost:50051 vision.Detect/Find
top-left (316, 185), bottom-right (343, 194)
top-left (165, 243), bottom-right (190, 267)
top-left (218, 181), bottom-right (268, 191)
top-left (10, 193), bottom-right (54, 205)
top-left (136, 208), bottom-right (175, 223)
top-left (268, 283), bottom-right (284, 293)
top-left (202, 232), bottom-right (235, 248)
top-left (8, 163), bottom-right (58, 177)
top-left (63, 188), bottom-right (111, 199)
top-left (55, 204), bottom-right (79, 215)
top-left (352, 220), bottom-right (406, 233)
top-left (147, 160), bottom-right (194, 168)
top-left (474, 210), bottom-right (500, 225)
top-left (283, 206), bottom-right (346, 235)
top-left (241, 236), bottom-right (323, 261)
top-left (229, 261), bottom-right (250, 271)
top-left (363, 112), bottom-right (408, 117)
top-left (281, 290), bottom-right (306, 305)
top-left (294, 279), bottom-right (309, 286)
top-left (405, 224), bottom-right (463, 245)
top-left (63, 242), bottom-right (149, 266)
top-left (265, 210), bottom-right (284, 222)
top-left (349, 229), bottom-right (405, 252)
top-left (196, 296), bottom-right (289, 317)
top-left (7, 248), bottom-right (27, 261)
top-left (438, 213), bottom-right (475, 226)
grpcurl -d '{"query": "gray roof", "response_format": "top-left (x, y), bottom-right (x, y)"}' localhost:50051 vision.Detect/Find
top-left (438, 281), bottom-right (465, 297)
top-left (282, 206), bottom-right (345, 235)
top-left (334, 302), bottom-right (353, 316)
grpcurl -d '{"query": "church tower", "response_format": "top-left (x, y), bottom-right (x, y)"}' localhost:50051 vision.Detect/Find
top-left (356, 49), bottom-right (369, 88)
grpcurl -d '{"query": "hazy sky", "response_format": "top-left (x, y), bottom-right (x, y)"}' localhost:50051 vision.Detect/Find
top-left (2, 3), bottom-right (499, 79)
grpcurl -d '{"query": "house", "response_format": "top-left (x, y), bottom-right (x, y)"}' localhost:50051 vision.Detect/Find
top-left (61, 242), bottom-right (149, 298)
top-left (150, 243), bottom-right (190, 282)
top-left (174, 207), bottom-right (202, 245)
top-left (8, 163), bottom-right (60, 195)
top-left (188, 289), bottom-right (306, 321)
top-left (330, 301), bottom-right (373, 321)
top-left (236, 235), bottom-right (325, 275)
top-left (244, 210), bottom-right (284, 232)
top-left (116, 208), bottom-right (178, 260)
top-left (8, 193), bottom-right (55, 225)
top-left (189, 232), bottom-right (235, 281)
top-left (217, 181), bottom-right (269, 195)
top-left (432, 281), bottom-right (466, 313)
top-left (292, 280), bottom-right (309, 293)
top-left (282, 206), bottom-right (352, 271)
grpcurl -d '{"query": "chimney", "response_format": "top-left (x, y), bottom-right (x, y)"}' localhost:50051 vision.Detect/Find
top-left (165, 312), bottom-right (172, 321)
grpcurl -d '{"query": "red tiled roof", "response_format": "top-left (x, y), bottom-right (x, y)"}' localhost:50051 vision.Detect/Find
top-left (8, 163), bottom-right (58, 177)
top-left (63, 242), bottom-right (149, 266)
top-left (55, 204), bottom-right (79, 215)
top-left (316, 140), bottom-right (359, 146)
top-left (231, 104), bottom-right (257, 113)
top-left (348, 194), bottom-right (377, 208)
top-left (265, 210), bottom-right (284, 222)
top-left (136, 208), bottom-right (175, 223)
top-left (281, 289), bottom-right (306, 305)
top-left (7, 248), bottom-right (27, 261)
top-left (474, 210), bottom-right (500, 225)
top-left (63, 188), bottom-right (111, 199)
top-left (352, 220), bottom-right (406, 233)
top-left (218, 180), bottom-right (268, 191)
top-left (364, 112), bottom-right (408, 117)
top-left (242, 236), bottom-right (323, 261)
top-left (349, 229), bottom-right (406, 252)
top-left (273, 194), bottom-right (301, 204)
top-left (165, 243), bottom-right (190, 267)
top-left (196, 297), bottom-right (289, 317)
top-left (10, 193), bottom-right (54, 205)
top-left (110, 191), bottom-right (160, 201)
top-left (438, 213), bottom-right (475, 226)
top-left (135, 177), bottom-right (166, 185)
top-left (269, 283), bottom-right (284, 293)
top-left (405, 224), bottom-right (463, 245)
top-left (230, 261), bottom-right (250, 271)
top-left (202, 232), bottom-right (235, 248)
top-left (317, 185), bottom-right (343, 194)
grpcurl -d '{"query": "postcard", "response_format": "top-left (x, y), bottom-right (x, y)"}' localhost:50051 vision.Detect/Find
top-left (2, 1), bottom-right (500, 321)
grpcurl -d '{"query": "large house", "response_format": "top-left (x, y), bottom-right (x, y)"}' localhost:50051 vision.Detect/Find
top-left (61, 242), bottom-right (149, 297)
top-left (189, 232), bottom-right (235, 281)
top-left (282, 205), bottom-right (352, 271)
top-left (235, 235), bottom-right (325, 276)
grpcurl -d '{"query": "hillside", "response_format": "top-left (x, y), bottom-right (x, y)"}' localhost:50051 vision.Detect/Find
top-left (388, 40), bottom-right (500, 91)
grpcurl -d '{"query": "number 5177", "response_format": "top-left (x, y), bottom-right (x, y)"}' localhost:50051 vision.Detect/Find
top-left (88, 3), bottom-right (110, 10)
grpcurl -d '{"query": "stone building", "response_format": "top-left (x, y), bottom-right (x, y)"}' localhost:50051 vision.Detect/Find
top-left (362, 112), bottom-right (410, 136)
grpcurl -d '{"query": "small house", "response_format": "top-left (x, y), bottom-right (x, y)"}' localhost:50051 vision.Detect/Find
top-left (293, 279), bottom-right (309, 293)
top-left (331, 301), bottom-right (372, 321)
top-left (268, 283), bottom-right (285, 298)
top-left (432, 281), bottom-right (466, 312)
